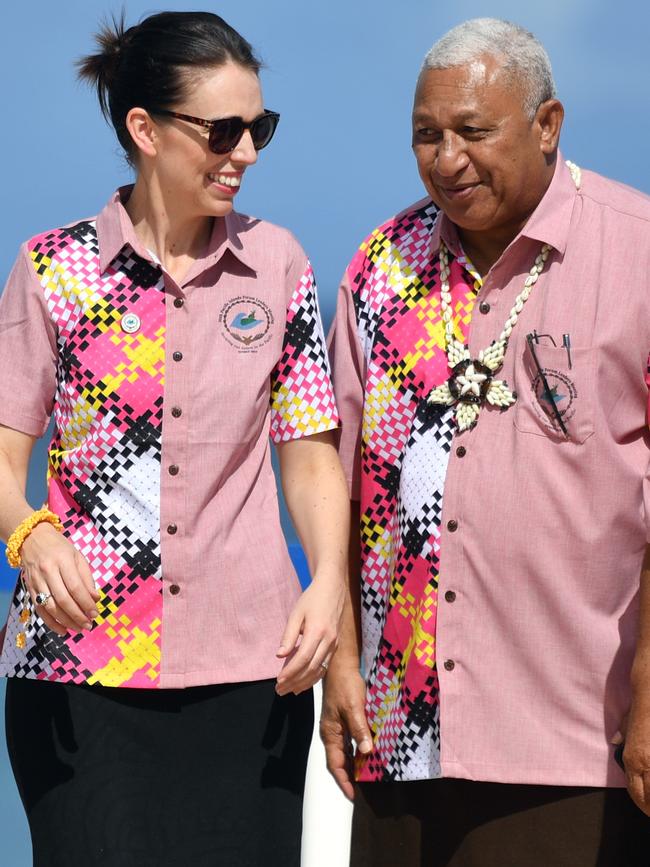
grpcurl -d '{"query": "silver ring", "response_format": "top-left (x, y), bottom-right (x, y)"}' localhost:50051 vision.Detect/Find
top-left (320, 660), bottom-right (329, 672)
top-left (35, 591), bottom-right (51, 606)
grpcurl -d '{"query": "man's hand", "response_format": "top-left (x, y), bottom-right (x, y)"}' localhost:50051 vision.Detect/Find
top-left (320, 659), bottom-right (373, 800)
top-left (619, 699), bottom-right (650, 815)
top-left (624, 546), bottom-right (650, 815)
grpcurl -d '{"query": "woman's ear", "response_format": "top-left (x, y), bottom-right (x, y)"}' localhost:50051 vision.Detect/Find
top-left (125, 107), bottom-right (159, 159)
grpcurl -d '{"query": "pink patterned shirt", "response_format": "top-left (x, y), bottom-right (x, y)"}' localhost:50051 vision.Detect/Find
top-left (330, 157), bottom-right (650, 786)
top-left (0, 188), bottom-right (339, 689)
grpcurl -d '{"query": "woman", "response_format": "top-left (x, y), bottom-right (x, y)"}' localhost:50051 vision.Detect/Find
top-left (0, 11), bottom-right (348, 866)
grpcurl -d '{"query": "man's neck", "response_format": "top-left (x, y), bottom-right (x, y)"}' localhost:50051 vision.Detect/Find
top-left (457, 221), bottom-right (526, 278)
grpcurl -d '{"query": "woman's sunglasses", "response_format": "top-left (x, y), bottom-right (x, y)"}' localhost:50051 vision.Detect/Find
top-left (154, 109), bottom-right (280, 154)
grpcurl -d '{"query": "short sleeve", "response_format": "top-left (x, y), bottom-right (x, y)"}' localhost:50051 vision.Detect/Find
top-left (327, 271), bottom-right (365, 500)
top-left (270, 253), bottom-right (340, 443)
top-left (0, 244), bottom-right (57, 437)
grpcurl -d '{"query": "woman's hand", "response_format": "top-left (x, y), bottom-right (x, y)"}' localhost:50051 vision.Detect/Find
top-left (0, 426), bottom-right (99, 636)
top-left (20, 522), bottom-right (100, 636)
top-left (274, 431), bottom-right (350, 696)
top-left (275, 574), bottom-right (345, 695)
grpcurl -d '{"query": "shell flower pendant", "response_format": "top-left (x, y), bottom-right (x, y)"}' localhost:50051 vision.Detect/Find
top-left (428, 339), bottom-right (517, 431)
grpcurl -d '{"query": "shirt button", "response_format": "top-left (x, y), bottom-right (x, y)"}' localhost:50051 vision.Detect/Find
top-left (171, 406), bottom-right (182, 418)
top-left (169, 584), bottom-right (181, 596)
top-left (173, 297), bottom-right (184, 309)
top-left (447, 519), bottom-right (458, 532)
top-left (172, 351), bottom-right (183, 362)
top-left (166, 523), bottom-right (178, 535)
top-left (456, 446), bottom-right (466, 458)
top-left (445, 591), bottom-right (457, 603)
top-left (444, 659), bottom-right (456, 672)
top-left (479, 301), bottom-right (491, 314)
top-left (169, 464), bottom-right (179, 476)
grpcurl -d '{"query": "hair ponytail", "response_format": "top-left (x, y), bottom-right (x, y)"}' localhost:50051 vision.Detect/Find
top-left (76, 12), bottom-right (135, 123)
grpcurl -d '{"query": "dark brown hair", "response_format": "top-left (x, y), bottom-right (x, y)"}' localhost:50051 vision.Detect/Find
top-left (77, 11), bottom-right (262, 161)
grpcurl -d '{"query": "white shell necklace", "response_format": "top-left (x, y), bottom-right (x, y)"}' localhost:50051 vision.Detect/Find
top-left (427, 160), bottom-right (581, 432)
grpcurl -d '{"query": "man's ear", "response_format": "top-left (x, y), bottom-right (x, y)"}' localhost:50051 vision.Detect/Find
top-left (536, 98), bottom-right (564, 155)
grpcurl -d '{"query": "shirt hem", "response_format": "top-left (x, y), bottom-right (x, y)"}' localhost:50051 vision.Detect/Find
top-left (440, 760), bottom-right (627, 789)
top-left (0, 664), bottom-right (285, 690)
top-left (271, 418), bottom-right (340, 444)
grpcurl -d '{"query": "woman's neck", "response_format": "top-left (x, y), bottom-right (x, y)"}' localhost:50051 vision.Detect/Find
top-left (125, 177), bottom-right (213, 284)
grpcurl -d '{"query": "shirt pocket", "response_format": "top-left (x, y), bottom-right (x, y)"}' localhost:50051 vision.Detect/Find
top-left (513, 343), bottom-right (596, 444)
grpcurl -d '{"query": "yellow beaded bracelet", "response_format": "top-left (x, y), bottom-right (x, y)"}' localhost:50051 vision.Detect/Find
top-left (5, 508), bottom-right (63, 568)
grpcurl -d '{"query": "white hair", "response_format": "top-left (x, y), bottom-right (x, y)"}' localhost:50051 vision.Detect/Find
top-left (422, 18), bottom-right (557, 119)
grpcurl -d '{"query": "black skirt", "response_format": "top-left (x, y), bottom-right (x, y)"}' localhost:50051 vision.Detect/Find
top-left (5, 676), bottom-right (313, 867)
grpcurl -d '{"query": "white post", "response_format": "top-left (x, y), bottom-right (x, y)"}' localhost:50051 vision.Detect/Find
top-left (301, 681), bottom-right (354, 866)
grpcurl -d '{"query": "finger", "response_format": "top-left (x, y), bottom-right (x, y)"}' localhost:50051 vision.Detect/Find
top-left (75, 552), bottom-right (100, 603)
top-left (287, 640), bottom-right (334, 695)
top-left (327, 746), bottom-right (356, 801)
top-left (643, 771), bottom-right (650, 812)
top-left (37, 610), bottom-right (68, 636)
top-left (29, 591), bottom-right (68, 636)
top-left (291, 636), bottom-right (331, 679)
top-left (284, 668), bottom-right (326, 697)
top-left (61, 565), bottom-right (99, 619)
top-left (27, 561), bottom-right (92, 631)
top-left (40, 597), bottom-right (84, 633)
top-left (320, 719), bottom-right (355, 800)
top-left (626, 769), bottom-right (646, 813)
top-left (276, 634), bottom-right (322, 693)
top-left (25, 575), bottom-right (68, 636)
top-left (40, 570), bottom-right (93, 631)
top-left (276, 609), bottom-right (303, 658)
top-left (345, 705), bottom-right (374, 755)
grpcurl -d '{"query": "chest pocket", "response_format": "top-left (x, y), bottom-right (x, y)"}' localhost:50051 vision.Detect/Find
top-left (513, 343), bottom-right (596, 444)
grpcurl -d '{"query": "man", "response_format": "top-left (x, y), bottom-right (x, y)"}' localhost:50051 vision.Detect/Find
top-left (324, 17), bottom-right (650, 867)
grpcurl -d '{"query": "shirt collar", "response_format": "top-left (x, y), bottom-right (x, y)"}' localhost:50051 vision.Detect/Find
top-left (430, 151), bottom-right (578, 261)
top-left (518, 153), bottom-right (577, 255)
top-left (96, 185), bottom-right (257, 276)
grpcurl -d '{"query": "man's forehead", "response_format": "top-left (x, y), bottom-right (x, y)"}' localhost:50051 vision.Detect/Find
top-left (412, 104), bottom-right (485, 123)
top-left (413, 57), bottom-right (511, 117)
top-left (415, 56), bottom-right (506, 97)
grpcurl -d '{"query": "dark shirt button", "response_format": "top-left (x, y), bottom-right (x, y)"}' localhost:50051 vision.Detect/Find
top-left (167, 523), bottom-right (178, 535)
top-left (447, 519), bottom-right (458, 532)
top-left (171, 406), bottom-right (182, 418)
top-left (456, 446), bottom-right (466, 458)
top-left (173, 297), bottom-right (184, 309)
top-left (172, 351), bottom-right (183, 362)
top-left (169, 584), bottom-right (181, 596)
top-left (479, 301), bottom-right (491, 314)
top-left (169, 465), bottom-right (179, 476)
top-left (445, 591), bottom-right (457, 603)
top-left (444, 659), bottom-right (456, 672)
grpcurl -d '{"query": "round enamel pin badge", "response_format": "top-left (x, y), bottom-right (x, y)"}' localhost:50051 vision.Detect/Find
top-left (121, 312), bottom-right (141, 334)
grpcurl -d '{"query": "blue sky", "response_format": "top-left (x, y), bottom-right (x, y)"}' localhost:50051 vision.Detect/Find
top-left (3, 0), bottom-right (649, 322)
top-left (1, 0), bottom-right (648, 558)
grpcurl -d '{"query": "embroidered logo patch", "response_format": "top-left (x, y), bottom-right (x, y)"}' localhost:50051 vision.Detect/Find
top-left (531, 367), bottom-right (577, 431)
top-left (219, 296), bottom-right (274, 351)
